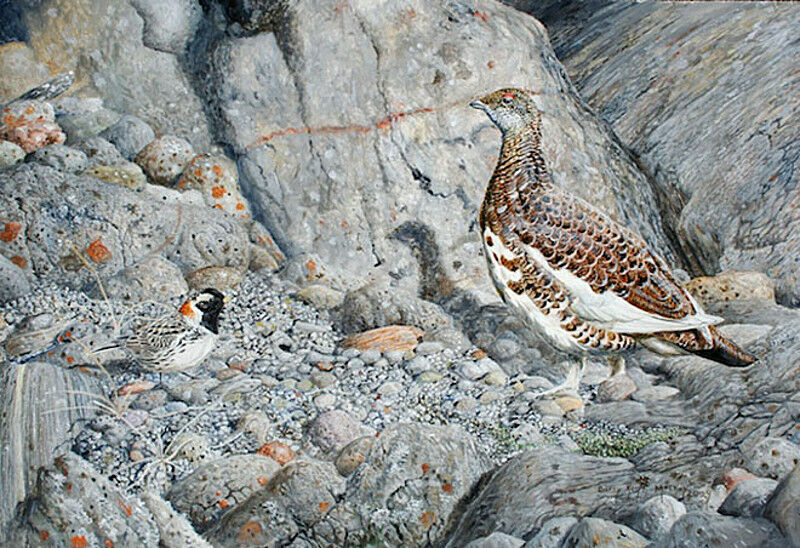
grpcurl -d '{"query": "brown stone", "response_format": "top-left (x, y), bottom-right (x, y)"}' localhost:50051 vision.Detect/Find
top-left (342, 325), bottom-right (424, 353)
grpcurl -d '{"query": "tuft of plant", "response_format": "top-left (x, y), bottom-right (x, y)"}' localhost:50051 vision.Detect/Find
top-left (572, 425), bottom-right (687, 458)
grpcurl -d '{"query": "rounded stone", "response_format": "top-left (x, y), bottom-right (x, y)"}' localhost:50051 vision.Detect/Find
top-left (135, 135), bottom-right (194, 186)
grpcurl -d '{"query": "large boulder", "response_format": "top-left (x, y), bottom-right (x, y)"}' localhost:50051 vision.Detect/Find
top-left (199, 0), bottom-right (674, 298)
top-left (0, 363), bottom-right (102, 544)
top-left (20, 0), bottom-right (211, 148)
top-left (0, 162), bottom-right (249, 292)
top-left (530, 2), bottom-right (800, 305)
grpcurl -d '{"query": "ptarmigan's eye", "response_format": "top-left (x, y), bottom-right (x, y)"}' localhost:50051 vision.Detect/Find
top-left (501, 95), bottom-right (513, 105)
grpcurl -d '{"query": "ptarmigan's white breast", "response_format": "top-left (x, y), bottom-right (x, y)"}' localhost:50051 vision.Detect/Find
top-left (483, 227), bottom-right (582, 353)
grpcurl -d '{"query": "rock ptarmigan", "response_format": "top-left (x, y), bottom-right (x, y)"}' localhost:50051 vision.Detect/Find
top-left (470, 88), bottom-right (755, 397)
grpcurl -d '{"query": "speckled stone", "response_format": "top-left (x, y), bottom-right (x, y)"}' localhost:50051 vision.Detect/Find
top-left (135, 135), bottom-right (194, 186)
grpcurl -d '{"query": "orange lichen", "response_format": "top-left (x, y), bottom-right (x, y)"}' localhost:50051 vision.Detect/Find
top-left (40, 531), bottom-right (49, 540)
top-left (87, 238), bottom-right (111, 263)
top-left (117, 497), bottom-right (133, 517)
top-left (471, 349), bottom-right (487, 359)
top-left (212, 164), bottom-right (224, 176)
top-left (0, 222), bottom-right (22, 242)
top-left (256, 441), bottom-right (296, 465)
top-left (318, 501), bottom-right (330, 512)
top-left (179, 301), bottom-right (195, 317)
top-left (211, 186), bottom-right (226, 198)
top-left (9, 255), bottom-right (26, 268)
top-left (442, 483), bottom-right (453, 493)
top-left (194, 169), bottom-right (203, 177)
top-left (420, 511), bottom-right (435, 529)
top-left (70, 536), bottom-right (89, 548)
top-left (66, 355), bottom-right (75, 364)
top-left (213, 204), bottom-right (223, 209)
top-left (218, 500), bottom-right (229, 509)
top-left (257, 476), bottom-right (269, 486)
top-left (421, 463), bottom-right (430, 474)
top-left (236, 202), bottom-right (245, 211)
top-left (305, 258), bottom-right (317, 272)
top-left (472, 10), bottom-right (489, 21)
top-left (237, 521), bottom-right (262, 542)
top-left (105, 540), bottom-right (114, 547)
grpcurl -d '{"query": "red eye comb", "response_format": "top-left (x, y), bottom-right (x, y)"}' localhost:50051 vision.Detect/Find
top-left (502, 92), bottom-right (515, 98)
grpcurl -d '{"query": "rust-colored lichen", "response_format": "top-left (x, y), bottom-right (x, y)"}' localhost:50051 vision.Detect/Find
top-left (421, 463), bottom-right (431, 474)
top-left (0, 221), bottom-right (22, 242)
top-left (87, 238), bottom-right (111, 263)
top-left (442, 483), bottom-right (453, 493)
top-left (256, 441), bottom-right (296, 465)
top-left (211, 186), bottom-right (226, 198)
top-left (318, 501), bottom-right (330, 512)
top-left (70, 536), bottom-right (88, 548)
top-left (420, 511), bottom-right (435, 529)
top-left (237, 521), bottom-right (262, 543)
top-left (9, 255), bottom-right (26, 269)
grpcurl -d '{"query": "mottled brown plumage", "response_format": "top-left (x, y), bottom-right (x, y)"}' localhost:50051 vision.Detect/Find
top-left (472, 88), bottom-right (755, 372)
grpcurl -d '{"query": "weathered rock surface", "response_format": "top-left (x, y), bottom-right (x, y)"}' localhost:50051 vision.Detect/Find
top-left (166, 454), bottom-right (280, 532)
top-left (537, 2), bottom-right (800, 305)
top-left (764, 464), bottom-right (800, 545)
top-left (200, 0), bottom-right (674, 298)
top-left (561, 517), bottom-right (648, 548)
top-left (20, 0), bottom-right (212, 148)
top-left (719, 478), bottom-right (778, 518)
top-left (98, 255), bottom-right (189, 303)
top-left (630, 495), bottom-right (686, 540)
top-left (10, 452), bottom-right (159, 546)
top-left (0, 163), bottom-right (250, 290)
top-left (0, 362), bottom-right (102, 542)
top-left (204, 458), bottom-right (346, 547)
top-left (653, 512), bottom-right (786, 548)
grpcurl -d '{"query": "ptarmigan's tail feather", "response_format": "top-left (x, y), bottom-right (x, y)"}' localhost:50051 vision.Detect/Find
top-left (654, 325), bottom-right (756, 367)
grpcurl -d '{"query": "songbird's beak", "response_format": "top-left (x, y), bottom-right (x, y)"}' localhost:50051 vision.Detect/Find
top-left (470, 100), bottom-right (487, 112)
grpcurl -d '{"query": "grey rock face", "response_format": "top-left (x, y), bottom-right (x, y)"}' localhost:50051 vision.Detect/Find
top-left (0, 253), bottom-right (30, 302)
top-left (201, 0), bottom-right (674, 298)
top-left (0, 362), bottom-right (102, 542)
top-left (141, 491), bottom-right (213, 548)
top-left (53, 96), bottom-right (122, 144)
top-left (465, 531), bottom-right (525, 548)
top-left (443, 447), bottom-right (638, 545)
top-left (764, 464), bottom-right (800, 545)
top-left (0, 140), bottom-right (25, 169)
top-left (130, 0), bottom-right (202, 55)
top-left (21, 0), bottom-right (211, 149)
top-left (27, 143), bottom-right (88, 173)
top-left (653, 512), bottom-right (786, 548)
top-left (744, 437), bottom-right (800, 480)
top-left (98, 255), bottom-right (189, 303)
top-left (10, 453), bottom-right (159, 546)
top-left (166, 454), bottom-right (280, 532)
top-left (719, 478), bottom-right (778, 518)
top-left (101, 114), bottom-right (156, 160)
top-left (544, 2), bottom-right (800, 304)
top-left (523, 516), bottom-right (577, 547)
top-left (0, 163), bottom-right (249, 290)
top-left (630, 495), bottom-right (686, 540)
top-left (561, 517), bottom-right (648, 548)
top-left (205, 458), bottom-right (346, 547)
top-left (308, 409), bottom-right (376, 456)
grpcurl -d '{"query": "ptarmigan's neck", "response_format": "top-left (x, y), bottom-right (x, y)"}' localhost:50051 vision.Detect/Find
top-left (488, 119), bottom-right (552, 201)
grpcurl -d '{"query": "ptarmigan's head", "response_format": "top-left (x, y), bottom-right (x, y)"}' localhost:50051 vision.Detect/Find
top-left (470, 88), bottom-right (542, 134)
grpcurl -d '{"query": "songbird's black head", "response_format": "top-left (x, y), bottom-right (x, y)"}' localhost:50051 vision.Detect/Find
top-left (470, 88), bottom-right (542, 134)
top-left (193, 288), bottom-right (226, 334)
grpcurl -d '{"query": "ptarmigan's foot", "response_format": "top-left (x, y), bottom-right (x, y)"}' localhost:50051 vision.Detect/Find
top-left (609, 355), bottom-right (626, 377)
top-left (535, 356), bottom-right (587, 399)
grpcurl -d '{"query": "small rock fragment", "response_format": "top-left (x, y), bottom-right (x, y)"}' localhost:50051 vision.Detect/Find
top-left (256, 441), bottom-right (295, 466)
top-left (342, 325), bottom-right (423, 353)
top-left (135, 135), bottom-right (194, 186)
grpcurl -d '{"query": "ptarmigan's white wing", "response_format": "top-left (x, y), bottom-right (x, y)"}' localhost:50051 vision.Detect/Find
top-left (516, 189), bottom-right (721, 334)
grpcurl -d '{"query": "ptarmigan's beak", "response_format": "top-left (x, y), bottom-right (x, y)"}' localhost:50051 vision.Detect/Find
top-left (470, 100), bottom-right (488, 112)
top-left (223, 296), bottom-right (231, 304)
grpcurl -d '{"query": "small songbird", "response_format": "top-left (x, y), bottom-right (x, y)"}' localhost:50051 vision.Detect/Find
top-left (100, 288), bottom-right (226, 375)
top-left (470, 88), bottom-right (755, 398)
